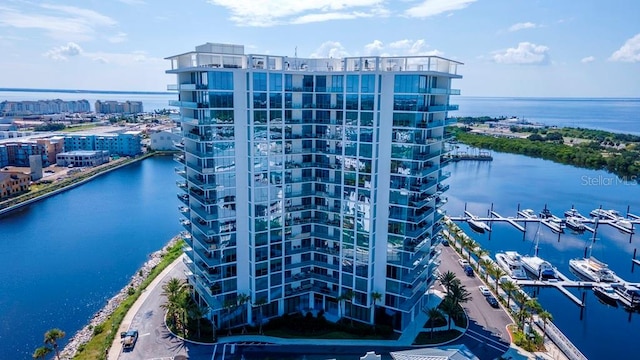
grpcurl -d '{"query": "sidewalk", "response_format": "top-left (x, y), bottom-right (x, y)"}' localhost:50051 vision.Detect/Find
top-left (107, 254), bottom-right (186, 360)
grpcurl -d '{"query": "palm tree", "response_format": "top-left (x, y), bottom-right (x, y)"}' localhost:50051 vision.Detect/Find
top-left (461, 237), bottom-right (475, 260)
top-left (343, 290), bottom-right (355, 326)
top-left (500, 280), bottom-right (518, 308)
top-left (474, 248), bottom-right (490, 265)
top-left (44, 328), bottom-right (65, 360)
top-left (478, 258), bottom-right (493, 282)
top-left (516, 307), bottom-right (529, 331)
top-left (161, 277), bottom-right (186, 329)
top-left (188, 303), bottom-right (208, 339)
top-left (237, 293), bottom-right (251, 334)
top-left (425, 307), bottom-right (445, 338)
top-left (438, 297), bottom-right (462, 330)
top-left (538, 310), bottom-right (553, 342)
top-left (370, 291), bottom-right (382, 324)
top-left (525, 298), bottom-right (542, 330)
top-left (438, 270), bottom-right (457, 295)
top-left (512, 289), bottom-right (528, 308)
top-left (448, 281), bottom-right (472, 307)
top-left (493, 267), bottom-right (506, 293)
top-left (253, 297), bottom-right (267, 334)
top-left (32, 346), bottom-right (52, 360)
top-left (223, 298), bottom-right (237, 335)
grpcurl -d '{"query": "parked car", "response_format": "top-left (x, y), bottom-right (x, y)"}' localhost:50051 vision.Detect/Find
top-left (464, 265), bottom-right (474, 277)
top-left (442, 239), bottom-right (450, 246)
top-left (478, 285), bottom-right (491, 296)
top-left (458, 258), bottom-right (470, 268)
top-left (121, 330), bottom-right (139, 351)
top-left (486, 295), bottom-right (499, 308)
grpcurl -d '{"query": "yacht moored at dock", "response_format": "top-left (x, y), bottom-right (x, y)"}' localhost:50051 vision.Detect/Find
top-left (565, 217), bottom-right (585, 232)
top-left (467, 216), bottom-right (491, 233)
top-left (593, 284), bottom-right (620, 306)
top-left (611, 283), bottom-right (640, 308)
top-left (520, 255), bottom-right (558, 280)
top-left (518, 209), bottom-right (537, 219)
top-left (569, 257), bottom-right (617, 282)
top-left (590, 208), bottom-right (623, 221)
top-left (495, 251), bottom-right (528, 279)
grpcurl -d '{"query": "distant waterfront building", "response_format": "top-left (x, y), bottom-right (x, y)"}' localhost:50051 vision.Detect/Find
top-left (0, 170), bottom-right (31, 200)
top-left (167, 43), bottom-right (461, 331)
top-left (0, 141), bottom-right (48, 167)
top-left (149, 129), bottom-right (182, 151)
top-left (95, 100), bottom-right (144, 114)
top-left (0, 99), bottom-right (90, 116)
top-left (63, 132), bottom-right (142, 156)
top-left (29, 155), bottom-right (43, 181)
top-left (36, 136), bottom-right (65, 165)
top-left (56, 150), bottom-right (109, 167)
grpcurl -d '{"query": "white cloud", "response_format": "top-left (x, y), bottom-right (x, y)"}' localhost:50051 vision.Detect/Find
top-left (0, 4), bottom-right (117, 41)
top-left (609, 33), bottom-right (640, 62)
top-left (509, 22), bottom-right (538, 32)
top-left (107, 32), bottom-right (128, 43)
top-left (404, 0), bottom-right (476, 18)
top-left (492, 42), bottom-right (550, 65)
top-left (206, 0), bottom-right (386, 26)
top-left (581, 56), bottom-right (595, 63)
top-left (364, 40), bottom-right (384, 55)
top-left (44, 42), bottom-right (83, 60)
top-left (310, 41), bottom-right (350, 58)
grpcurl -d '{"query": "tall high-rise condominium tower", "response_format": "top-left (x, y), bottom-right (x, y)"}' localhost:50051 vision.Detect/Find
top-left (167, 43), bottom-right (461, 332)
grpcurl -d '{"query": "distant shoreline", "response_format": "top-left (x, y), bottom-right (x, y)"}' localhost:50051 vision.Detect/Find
top-left (0, 88), bottom-right (171, 95)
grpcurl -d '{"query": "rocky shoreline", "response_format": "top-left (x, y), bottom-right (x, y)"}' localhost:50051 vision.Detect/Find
top-left (59, 235), bottom-right (181, 359)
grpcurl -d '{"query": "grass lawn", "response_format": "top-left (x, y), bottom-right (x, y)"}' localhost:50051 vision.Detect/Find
top-left (73, 239), bottom-right (184, 360)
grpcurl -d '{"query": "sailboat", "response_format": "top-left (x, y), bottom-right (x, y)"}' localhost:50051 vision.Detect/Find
top-left (519, 224), bottom-right (558, 280)
top-left (569, 218), bottom-right (618, 283)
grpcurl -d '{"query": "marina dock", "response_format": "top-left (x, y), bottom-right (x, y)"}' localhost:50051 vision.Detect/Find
top-left (450, 204), bottom-right (640, 236)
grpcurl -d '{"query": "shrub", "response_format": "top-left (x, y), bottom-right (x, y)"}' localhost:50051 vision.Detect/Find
top-left (92, 324), bottom-right (104, 336)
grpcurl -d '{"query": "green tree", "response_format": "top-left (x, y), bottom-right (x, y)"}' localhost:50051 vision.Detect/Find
top-left (425, 307), bottom-right (445, 338)
top-left (538, 310), bottom-right (553, 342)
top-left (493, 267), bottom-right (507, 292)
top-left (370, 291), bottom-right (382, 324)
top-left (237, 293), bottom-right (251, 334)
top-left (223, 298), bottom-right (237, 335)
top-left (439, 297), bottom-right (462, 330)
top-left (500, 280), bottom-right (518, 308)
top-left (438, 270), bottom-right (457, 296)
top-left (188, 303), bottom-right (208, 339)
top-left (478, 258), bottom-right (493, 283)
top-left (343, 290), bottom-right (355, 326)
top-left (448, 280), bottom-right (472, 308)
top-left (44, 328), bottom-right (65, 360)
top-left (253, 297), bottom-right (268, 334)
top-left (161, 277), bottom-right (187, 331)
top-left (32, 346), bottom-right (52, 360)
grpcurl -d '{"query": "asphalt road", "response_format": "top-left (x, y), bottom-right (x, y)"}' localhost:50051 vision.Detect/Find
top-left (437, 244), bottom-right (513, 359)
top-left (118, 243), bottom-right (514, 360)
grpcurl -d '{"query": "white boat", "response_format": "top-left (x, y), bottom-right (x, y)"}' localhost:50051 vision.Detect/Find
top-left (569, 257), bottom-right (617, 282)
top-left (467, 216), bottom-right (491, 233)
top-left (518, 209), bottom-right (537, 219)
top-left (593, 284), bottom-right (620, 306)
top-left (520, 255), bottom-right (557, 280)
top-left (590, 208), bottom-right (622, 220)
top-left (565, 217), bottom-right (585, 232)
top-left (495, 252), bottom-right (528, 280)
top-left (611, 284), bottom-right (640, 308)
top-left (564, 208), bottom-right (583, 218)
top-left (616, 219), bottom-right (634, 231)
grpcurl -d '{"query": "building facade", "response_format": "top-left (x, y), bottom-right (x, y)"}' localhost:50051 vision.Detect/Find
top-left (56, 150), bottom-right (110, 167)
top-left (167, 43), bottom-right (461, 331)
top-left (95, 100), bottom-right (144, 114)
top-left (0, 171), bottom-right (31, 200)
top-left (63, 132), bottom-right (142, 156)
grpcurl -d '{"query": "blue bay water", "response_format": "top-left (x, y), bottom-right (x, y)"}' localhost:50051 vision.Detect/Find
top-left (456, 96), bottom-right (640, 135)
top-left (1, 94), bottom-right (639, 359)
top-left (446, 148), bottom-right (640, 360)
top-left (0, 156), bottom-right (180, 359)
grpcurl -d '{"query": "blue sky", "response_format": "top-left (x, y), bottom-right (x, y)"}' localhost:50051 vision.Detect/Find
top-left (0, 0), bottom-right (638, 97)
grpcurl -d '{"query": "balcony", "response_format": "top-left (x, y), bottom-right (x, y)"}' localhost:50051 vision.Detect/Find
top-left (177, 193), bottom-right (189, 205)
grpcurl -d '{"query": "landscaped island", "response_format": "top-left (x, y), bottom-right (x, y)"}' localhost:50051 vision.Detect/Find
top-left (450, 118), bottom-right (640, 179)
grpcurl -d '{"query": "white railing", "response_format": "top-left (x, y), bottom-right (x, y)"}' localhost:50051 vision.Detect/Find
top-left (535, 318), bottom-right (588, 360)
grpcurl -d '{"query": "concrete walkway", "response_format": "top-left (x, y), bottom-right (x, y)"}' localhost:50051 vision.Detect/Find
top-left (107, 254), bottom-right (186, 360)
